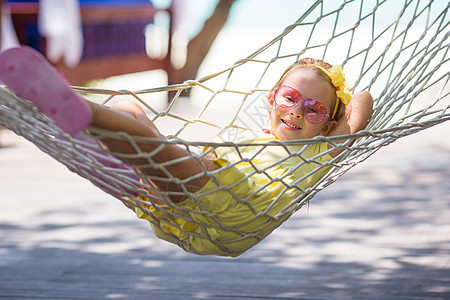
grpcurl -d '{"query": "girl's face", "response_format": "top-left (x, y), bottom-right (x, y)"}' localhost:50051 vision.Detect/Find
top-left (268, 68), bottom-right (337, 141)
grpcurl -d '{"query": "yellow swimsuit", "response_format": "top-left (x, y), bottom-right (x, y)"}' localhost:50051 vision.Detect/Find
top-left (135, 131), bottom-right (333, 257)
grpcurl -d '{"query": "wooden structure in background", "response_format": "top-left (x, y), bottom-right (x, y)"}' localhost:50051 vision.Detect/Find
top-left (6, 1), bottom-right (174, 85)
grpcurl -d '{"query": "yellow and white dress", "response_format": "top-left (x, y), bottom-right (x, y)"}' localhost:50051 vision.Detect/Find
top-left (135, 131), bottom-right (333, 257)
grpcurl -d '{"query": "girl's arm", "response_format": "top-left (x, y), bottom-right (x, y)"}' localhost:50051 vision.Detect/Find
top-left (328, 91), bottom-right (373, 157)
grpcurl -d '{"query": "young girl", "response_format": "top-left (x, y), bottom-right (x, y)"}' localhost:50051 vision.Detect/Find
top-left (0, 46), bottom-right (373, 256)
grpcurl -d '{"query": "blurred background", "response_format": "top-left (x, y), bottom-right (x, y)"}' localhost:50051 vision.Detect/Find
top-left (1, 0), bottom-right (307, 88)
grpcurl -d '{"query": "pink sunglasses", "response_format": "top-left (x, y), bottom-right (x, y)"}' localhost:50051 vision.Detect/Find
top-left (274, 85), bottom-right (329, 124)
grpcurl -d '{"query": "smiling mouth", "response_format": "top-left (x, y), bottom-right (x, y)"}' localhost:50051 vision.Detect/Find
top-left (281, 119), bottom-right (301, 130)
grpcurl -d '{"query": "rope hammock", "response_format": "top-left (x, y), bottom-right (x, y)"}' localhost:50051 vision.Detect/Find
top-left (0, 0), bottom-right (449, 257)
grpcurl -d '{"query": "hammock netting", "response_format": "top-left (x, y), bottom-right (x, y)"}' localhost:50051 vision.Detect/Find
top-left (0, 0), bottom-right (449, 256)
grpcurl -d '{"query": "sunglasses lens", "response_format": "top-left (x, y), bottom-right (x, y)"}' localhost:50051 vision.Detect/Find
top-left (303, 98), bottom-right (328, 124)
top-left (274, 86), bottom-right (300, 107)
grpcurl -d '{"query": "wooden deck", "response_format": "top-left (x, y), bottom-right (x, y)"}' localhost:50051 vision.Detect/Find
top-left (0, 123), bottom-right (449, 299)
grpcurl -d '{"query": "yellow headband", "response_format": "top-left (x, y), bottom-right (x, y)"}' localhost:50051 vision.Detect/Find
top-left (306, 64), bottom-right (351, 119)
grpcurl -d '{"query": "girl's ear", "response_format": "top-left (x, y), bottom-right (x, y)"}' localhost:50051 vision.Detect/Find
top-left (321, 120), bottom-right (337, 136)
top-left (268, 91), bottom-right (275, 111)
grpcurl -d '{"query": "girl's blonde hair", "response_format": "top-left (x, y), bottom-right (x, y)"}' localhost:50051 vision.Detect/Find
top-left (271, 58), bottom-right (346, 121)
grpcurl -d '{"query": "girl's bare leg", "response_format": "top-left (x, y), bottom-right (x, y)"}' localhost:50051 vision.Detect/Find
top-left (86, 101), bottom-right (218, 203)
top-left (0, 46), bottom-right (215, 202)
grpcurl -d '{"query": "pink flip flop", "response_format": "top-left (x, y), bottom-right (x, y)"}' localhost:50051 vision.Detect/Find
top-left (0, 46), bottom-right (92, 135)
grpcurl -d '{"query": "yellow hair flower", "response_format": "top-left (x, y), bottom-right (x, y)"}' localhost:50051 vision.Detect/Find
top-left (329, 65), bottom-right (351, 105)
